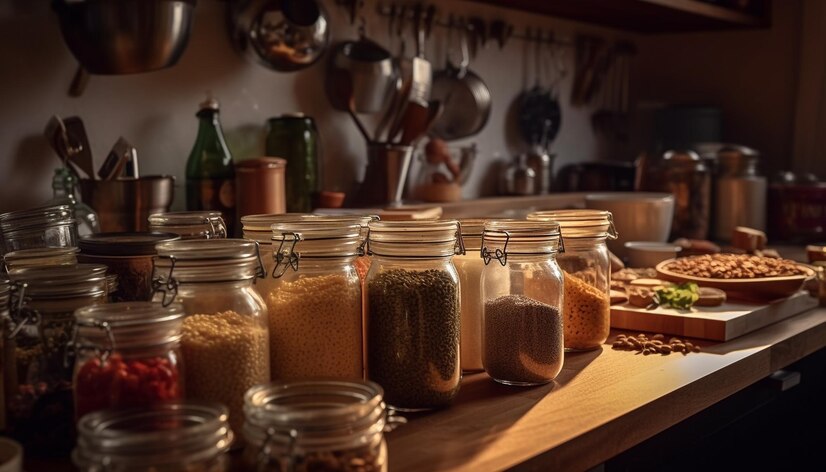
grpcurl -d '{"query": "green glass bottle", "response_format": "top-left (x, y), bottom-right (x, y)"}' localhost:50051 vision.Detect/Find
top-left (265, 114), bottom-right (320, 213)
top-left (186, 98), bottom-right (236, 235)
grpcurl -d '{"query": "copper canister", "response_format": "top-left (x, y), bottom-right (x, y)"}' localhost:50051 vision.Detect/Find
top-left (235, 158), bottom-right (287, 221)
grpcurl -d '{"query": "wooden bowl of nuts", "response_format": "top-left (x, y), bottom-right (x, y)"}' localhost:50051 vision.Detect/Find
top-left (655, 254), bottom-right (816, 300)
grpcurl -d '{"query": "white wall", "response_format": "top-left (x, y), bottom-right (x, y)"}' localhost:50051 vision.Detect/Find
top-left (0, 0), bottom-right (632, 213)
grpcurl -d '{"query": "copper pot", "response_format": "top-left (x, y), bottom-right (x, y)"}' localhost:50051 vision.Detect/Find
top-left (78, 176), bottom-right (174, 232)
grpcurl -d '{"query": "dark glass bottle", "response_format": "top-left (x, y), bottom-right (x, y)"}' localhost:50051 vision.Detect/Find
top-left (265, 114), bottom-right (320, 213)
top-left (186, 98), bottom-right (236, 235)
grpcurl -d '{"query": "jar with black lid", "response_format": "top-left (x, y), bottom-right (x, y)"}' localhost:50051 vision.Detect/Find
top-left (4, 263), bottom-right (108, 457)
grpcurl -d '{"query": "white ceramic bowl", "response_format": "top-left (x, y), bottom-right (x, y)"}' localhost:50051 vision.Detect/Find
top-left (0, 438), bottom-right (22, 472)
top-left (624, 241), bottom-right (682, 268)
top-left (584, 192), bottom-right (675, 259)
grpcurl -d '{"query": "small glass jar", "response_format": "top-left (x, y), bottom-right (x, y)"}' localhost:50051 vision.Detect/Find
top-left (0, 204), bottom-right (78, 254)
top-left (453, 219), bottom-right (487, 373)
top-left (3, 247), bottom-right (79, 273)
top-left (481, 220), bottom-right (564, 386)
top-left (243, 380), bottom-right (400, 472)
top-left (152, 239), bottom-right (270, 436)
top-left (73, 402), bottom-right (233, 471)
top-left (268, 221), bottom-right (364, 380)
top-left (528, 210), bottom-right (616, 351)
top-left (148, 211), bottom-right (227, 240)
top-left (4, 264), bottom-right (109, 457)
top-left (365, 220), bottom-right (462, 411)
top-left (72, 302), bottom-right (185, 420)
top-left (78, 232), bottom-right (181, 302)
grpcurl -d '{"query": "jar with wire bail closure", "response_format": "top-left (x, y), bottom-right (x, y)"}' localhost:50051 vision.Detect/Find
top-left (243, 380), bottom-right (404, 472)
top-left (3, 246), bottom-right (79, 273)
top-left (72, 302), bottom-right (185, 420)
top-left (268, 221), bottom-right (364, 380)
top-left (152, 239), bottom-right (269, 437)
top-left (0, 203), bottom-right (78, 254)
top-left (528, 210), bottom-right (616, 351)
top-left (148, 211), bottom-right (227, 240)
top-left (364, 220), bottom-right (463, 411)
top-left (73, 401), bottom-right (233, 471)
top-left (481, 220), bottom-right (565, 386)
top-left (4, 263), bottom-right (109, 457)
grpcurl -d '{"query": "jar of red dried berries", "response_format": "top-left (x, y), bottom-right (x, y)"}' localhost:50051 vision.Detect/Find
top-left (72, 302), bottom-right (185, 420)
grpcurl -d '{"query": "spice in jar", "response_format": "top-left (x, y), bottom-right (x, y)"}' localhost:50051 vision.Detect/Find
top-left (562, 271), bottom-right (611, 350)
top-left (182, 311), bottom-right (269, 433)
top-left (484, 295), bottom-right (563, 385)
top-left (367, 268), bottom-right (460, 410)
top-left (267, 273), bottom-right (362, 379)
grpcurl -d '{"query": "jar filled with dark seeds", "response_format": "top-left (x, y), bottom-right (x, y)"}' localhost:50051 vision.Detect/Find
top-left (482, 220), bottom-right (565, 386)
top-left (243, 380), bottom-right (401, 472)
top-left (365, 220), bottom-right (462, 411)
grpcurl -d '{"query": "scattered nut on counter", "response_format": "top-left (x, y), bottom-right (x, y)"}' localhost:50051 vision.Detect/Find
top-left (612, 333), bottom-right (701, 355)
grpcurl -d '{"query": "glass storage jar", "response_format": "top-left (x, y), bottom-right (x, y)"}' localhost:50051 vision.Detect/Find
top-left (72, 302), bottom-right (185, 419)
top-left (73, 401), bottom-right (232, 472)
top-left (0, 278), bottom-right (9, 432)
top-left (3, 246), bottom-right (79, 273)
top-left (4, 264), bottom-right (109, 457)
top-left (78, 232), bottom-right (181, 302)
top-left (365, 220), bottom-right (462, 411)
top-left (528, 210), bottom-right (616, 351)
top-left (0, 204), bottom-right (78, 254)
top-left (148, 211), bottom-right (227, 240)
top-left (152, 239), bottom-right (269, 436)
top-left (268, 221), bottom-right (364, 380)
top-left (453, 219), bottom-right (488, 373)
top-left (481, 220), bottom-right (564, 386)
top-left (243, 380), bottom-right (400, 472)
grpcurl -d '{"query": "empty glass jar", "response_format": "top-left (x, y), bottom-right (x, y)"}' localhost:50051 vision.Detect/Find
top-left (481, 220), bottom-right (564, 386)
top-left (0, 204), bottom-right (78, 254)
top-left (529, 210), bottom-right (616, 351)
top-left (148, 211), bottom-right (227, 240)
top-left (73, 402), bottom-right (232, 471)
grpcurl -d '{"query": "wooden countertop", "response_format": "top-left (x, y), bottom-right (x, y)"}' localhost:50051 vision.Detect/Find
top-left (386, 306), bottom-right (826, 471)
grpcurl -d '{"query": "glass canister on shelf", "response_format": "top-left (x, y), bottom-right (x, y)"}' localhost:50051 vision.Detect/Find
top-left (242, 380), bottom-right (401, 472)
top-left (3, 247), bottom-right (79, 273)
top-left (643, 150), bottom-right (711, 240)
top-left (152, 239), bottom-right (269, 435)
top-left (714, 145), bottom-right (767, 241)
top-left (268, 221), bottom-right (364, 380)
top-left (364, 220), bottom-right (462, 411)
top-left (73, 402), bottom-right (233, 472)
top-left (266, 114), bottom-right (321, 213)
top-left (148, 211), bottom-right (227, 240)
top-left (481, 220), bottom-right (565, 386)
top-left (4, 264), bottom-right (109, 457)
top-left (0, 204), bottom-right (78, 254)
top-left (78, 232), bottom-right (181, 302)
top-left (72, 302), bottom-right (185, 420)
top-left (528, 210), bottom-right (616, 351)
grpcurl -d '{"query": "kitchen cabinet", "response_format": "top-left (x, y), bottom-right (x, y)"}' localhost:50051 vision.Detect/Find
top-left (471, 0), bottom-right (771, 33)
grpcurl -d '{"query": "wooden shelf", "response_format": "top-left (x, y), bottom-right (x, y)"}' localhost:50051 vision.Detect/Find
top-left (471, 0), bottom-right (771, 33)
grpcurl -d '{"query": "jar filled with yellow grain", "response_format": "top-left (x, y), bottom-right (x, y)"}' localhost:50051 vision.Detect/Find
top-left (148, 211), bottom-right (227, 240)
top-left (267, 221), bottom-right (364, 380)
top-left (528, 210), bottom-right (616, 351)
top-left (4, 264), bottom-right (109, 457)
top-left (481, 220), bottom-right (564, 386)
top-left (242, 380), bottom-right (403, 472)
top-left (152, 239), bottom-right (269, 437)
top-left (73, 402), bottom-right (232, 471)
top-left (365, 220), bottom-right (462, 411)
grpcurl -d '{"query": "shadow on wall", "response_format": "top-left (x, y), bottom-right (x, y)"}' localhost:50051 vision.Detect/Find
top-left (1, 135), bottom-right (55, 213)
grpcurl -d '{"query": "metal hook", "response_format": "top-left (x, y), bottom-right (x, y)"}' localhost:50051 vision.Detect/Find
top-left (6, 282), bottom-right (40, 340)
top-left (253, 241), bottom-right (267, 280)
top-left (67, 319), bottom-right (115, 368)
top-left (481, 230), bottom-right (510, 266)
top-left (271, 232), bottom-right (301, 279)
top-left (358, 227), bottom-right (371, 257)
top-left (151, 255), bottom-right (179, 307)
top-left (455, 221), bottom-right (466, 256)
top-left (257, 427), bottom-right (299, 470)
top-left (606, 214), bottom-right (619, 240)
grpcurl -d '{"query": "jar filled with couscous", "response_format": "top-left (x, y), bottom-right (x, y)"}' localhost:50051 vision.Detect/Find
top-left (267, 221), bottom-right (364, 381)
top-left (528, 210), bottom-right (616, 351)
top-left (151, 239), bottom-right (269, 437)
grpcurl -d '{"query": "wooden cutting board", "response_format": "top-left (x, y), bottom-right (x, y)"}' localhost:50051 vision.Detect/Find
top-left (610, 291), bottom-right (818, 341)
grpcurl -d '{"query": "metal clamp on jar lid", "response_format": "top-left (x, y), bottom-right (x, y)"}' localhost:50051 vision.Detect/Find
top-left (243, 380), bottom-right (405, 470)
top-left (457, 218), bottom-right (486, 251)
top-left (528, 209), bottom-right (618, 240)
top-left (152, 239), bottom-right (266, 306)
top-left (73, 402), bottom-right (233, 470)
top-left (482, 220), bottom-right (564, 266)
top-left (270, 222), bottom-right (363, 278)
top-left (148, 211), bottom-right (227, 240)
top-left (366, 220), bottom-right (463, 258)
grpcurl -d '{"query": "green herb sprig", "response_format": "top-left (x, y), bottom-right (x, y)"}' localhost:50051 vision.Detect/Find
top-left (652, 282), bottom-right (700, 310)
